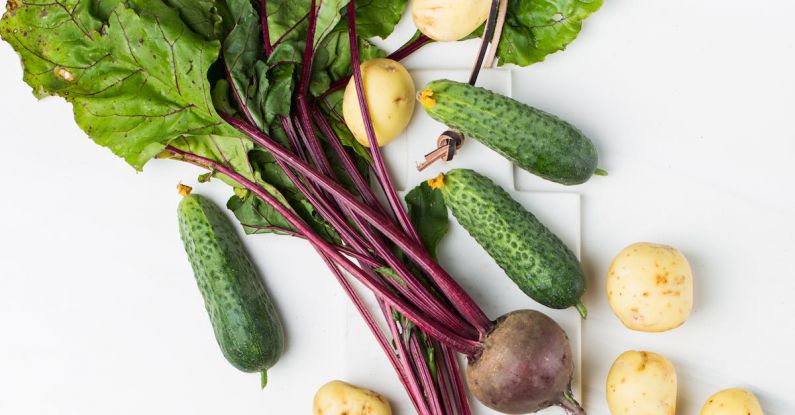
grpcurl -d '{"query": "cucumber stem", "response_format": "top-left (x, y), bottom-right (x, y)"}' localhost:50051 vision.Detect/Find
top-left (594, 168), bottom-right (608, 176)
top-left (575, 300), bottom-right (588, 319)
top-left (177, 183), bottom-right (192, 197)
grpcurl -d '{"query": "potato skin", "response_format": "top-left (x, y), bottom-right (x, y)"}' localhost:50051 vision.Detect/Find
top-left (412, 0), bottom-right (491, 41)
top-left (313, 380), bottom-right (392, 415)
top-left (606, 242), bottom-right (693, 332)
top-left (700, 388), bottom-right (763, 415)
top-left (342, 58), bottom-right (415, 148)
top-left (606, 351), bottom-right (677, 415)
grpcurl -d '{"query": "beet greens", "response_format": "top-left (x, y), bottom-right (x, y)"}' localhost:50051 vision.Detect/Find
top-left (1, 0), bottom-right (602, 412)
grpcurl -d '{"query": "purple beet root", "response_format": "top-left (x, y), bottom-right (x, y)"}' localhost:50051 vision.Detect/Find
top-left (466, 310), bottom-right (586, 415)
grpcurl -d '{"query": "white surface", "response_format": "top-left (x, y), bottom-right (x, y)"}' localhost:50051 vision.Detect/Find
top-left (2, 1), bottom-right (795, 414)
top-left (343, 69), bottom-right (581, 415)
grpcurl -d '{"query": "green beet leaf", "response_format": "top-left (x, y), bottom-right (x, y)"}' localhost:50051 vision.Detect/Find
top-left (227, 148), bottom-right (342, 244)
top-left (167, 134), bottom-right (256, 183)
top-left (310, 32), bottom-right (384, 96)
top-left (264, 0), bottom-right (348, 47)
top-left (222, 0), bottom-right (272, 129)
top-left (405, 181), bottom-right (449, 259)
top-left (352, 0), bottom-right (409, 39)
top-left (475, 0), bottom-right (603, 67)
top-left (1, 0), bottom-right (241, 170)
top-left (162, 0), bottom-right (232, 40)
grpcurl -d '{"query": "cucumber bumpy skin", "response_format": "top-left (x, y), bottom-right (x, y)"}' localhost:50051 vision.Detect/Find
top-left (178, 193), bottom-right (285, 378)
top-left (430, 169), bottom-right (587, 317)
top-left (419, 80), bottom-right (599, 185)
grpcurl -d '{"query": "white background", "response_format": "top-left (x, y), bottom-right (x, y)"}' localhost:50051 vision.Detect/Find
top-left (2, 1), bottom-right (794, 414)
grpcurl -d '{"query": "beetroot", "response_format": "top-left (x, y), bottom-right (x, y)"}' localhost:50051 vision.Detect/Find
top-left (163, 2), bottom-right (587, 414)
top-left (467, 310), bottom-right (585, 415)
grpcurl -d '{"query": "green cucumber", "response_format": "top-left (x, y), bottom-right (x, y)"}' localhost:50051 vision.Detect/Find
top-left (429, 169), bottom-right (587, 317)
top-left (178, 189), bottom-right (284, 380)
top-left (418, 80), bottom-right (599, 185)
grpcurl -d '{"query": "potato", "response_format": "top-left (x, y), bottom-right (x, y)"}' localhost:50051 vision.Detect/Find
top-left (412, 0), bottom-right (491, 42)
top-left (606, 351), bottom-right (677, 415)
top-left (342, 58), bottom-right (415, 148)
top-left (700, 388), bottom-right (763, 415)
top-left (606, 242), bottom-right (694, 332)
top-left (313, 380), bottom-right (392, 415)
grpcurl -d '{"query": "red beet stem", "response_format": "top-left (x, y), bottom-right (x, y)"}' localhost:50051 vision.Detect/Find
top-left (443, 345), bottom-right (472, 415)
top-left (224, 21), bottom-right (480, 341)
top-left (249, 225), bottom-right (384, 269)
top-left (385, 302), bottom-right (434, 415)
top-left (297, 0), bottom-right (318, 99)
top-left (167, 145), bottom-right (482, 356)
top-left (221, 115), bottom-right (493, 336)
top-left (389, 33), bottom-right (433, 61)
top-left (345, 1), bottom-right (422, 245)
top-left (321, 256), bottom-right (430, 411)
top-left (310, 105), bottom-right (383, 210)
top-left (290, 24), bottom-right (475, 335)
top-left (320, 33), bottom-right (432, 100)
top-left (260, 0), bottom-right (272, 57)
top-left (409, 334), bottom-right (444, 415)
top-left (269, 12), bottom-right (310, 53)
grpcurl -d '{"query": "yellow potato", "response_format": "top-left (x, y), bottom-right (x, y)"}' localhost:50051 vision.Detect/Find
top-left (606, 242), bottom-right (694, 332)
top-left (342, 58), bottom-right (415, 148)
top-left (313, 380), bottom-right (392, 415)
top-left (700, 388), bottom-right (763, 415)
top-left (606, 351), bottom-right (677, 415)
top-left (412, 0), bottom-right (491, 42)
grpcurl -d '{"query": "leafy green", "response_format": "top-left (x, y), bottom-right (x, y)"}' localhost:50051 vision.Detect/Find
top-left (264, 0), bottom-right (347, 47)
top-left (477, 0), bottom-right (603, 67)
top-left (227, 149), bottom-right (341, 243)
top-left (222, 0), bottom-right (272, 129)
top-left (311, 32), bottom-right (384, 96)
top-left (373, 267), bottom-right (406, 287)
top-left (227, 188), bottom-right (297, 236)
top-left (211, 79), bottom-right (240, 117)
top-left (162, 0), bottom-right (231, 40)
top-left (263, 0), bottom-right (407, 45)
top-left (351, 0), bottom-right (409, 39)
top-left (220, 0), bottom-right (360, 130)
top-left (1, 0), bottom-right (241, 170)
top-left (167, 134), bottom-right (255, 183)
top-left (263, 42), bottom-right (301, 124)
top-left (405, 181), bottom-right (449, 259)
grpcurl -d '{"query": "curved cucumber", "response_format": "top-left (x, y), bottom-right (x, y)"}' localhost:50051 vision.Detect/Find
top-left (418, 80), bottom-right (599, 185)
top-left (430, 169), bottom-right (586, 316)
top-left (178, 192), bottom-right (284, 378)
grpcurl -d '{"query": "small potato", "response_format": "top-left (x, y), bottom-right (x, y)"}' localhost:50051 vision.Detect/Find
top-left (342, 58), bottom-right (415, 148)
top-left (607, 351), bottom-right (677, 415)
top-left (412, 0), bottom-right (491, 42)
top-left (606, 242), bottom-right (694, 332)
top-left (700, 388), bottom-right (763, 415)
top-left (313, 380), bottom-right (392, 415)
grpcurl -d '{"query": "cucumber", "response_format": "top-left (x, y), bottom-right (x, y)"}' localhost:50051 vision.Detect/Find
top-left (429, 169), bottom-right (587, 317)
top-left (178, 190), bottom-right (284, 381)
top-left (418, 80), bottom-right (599, 185)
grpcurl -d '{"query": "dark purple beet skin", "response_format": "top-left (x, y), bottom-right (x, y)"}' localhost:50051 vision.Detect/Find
top-left (466, 310), bottom-right (586, 415)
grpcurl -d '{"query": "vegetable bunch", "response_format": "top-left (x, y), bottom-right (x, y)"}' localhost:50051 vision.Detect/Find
top-left (1, 0), bottom-right (601, 413)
